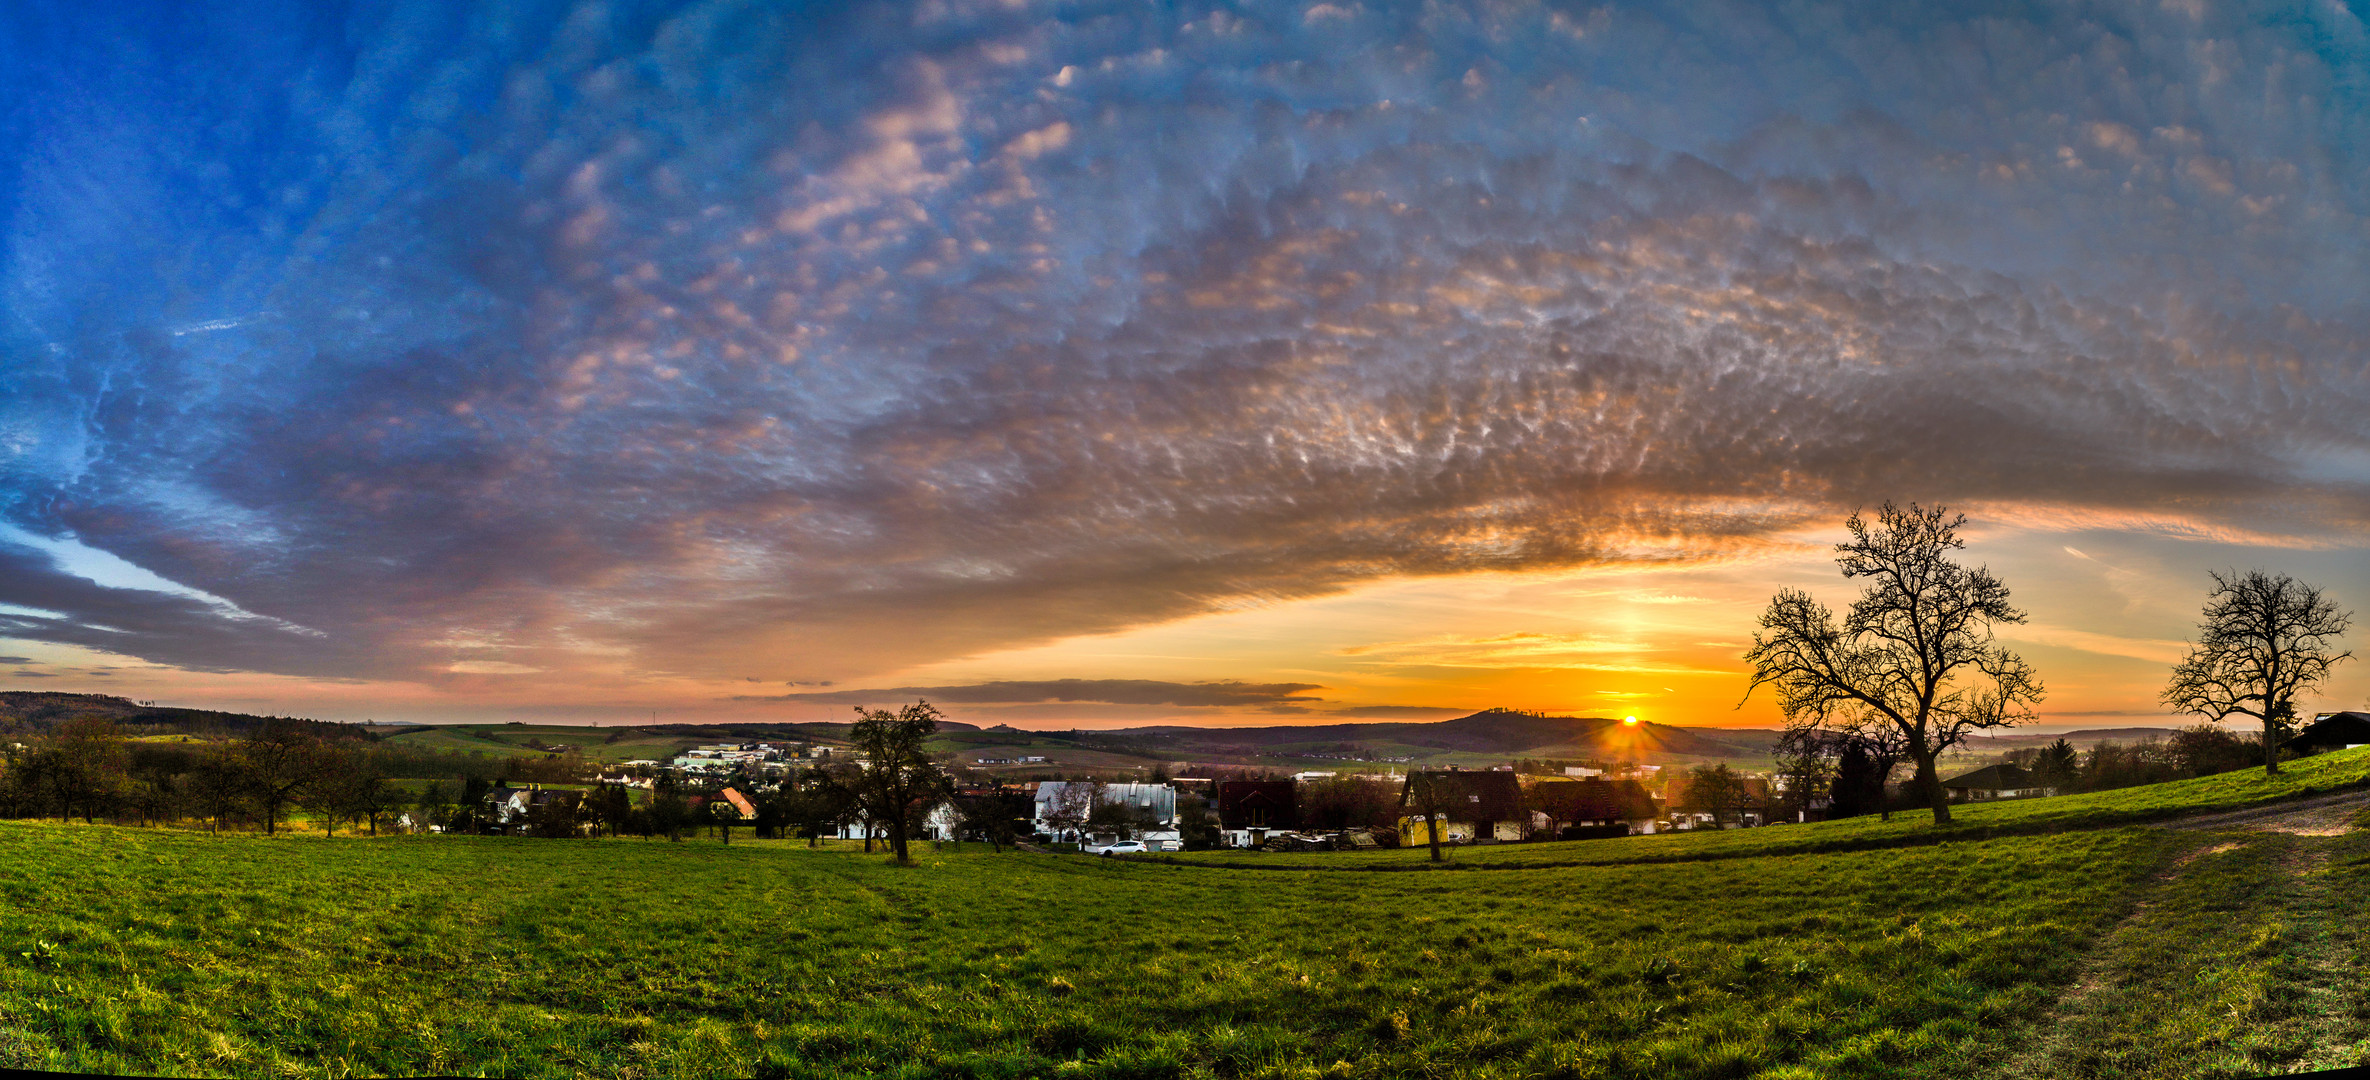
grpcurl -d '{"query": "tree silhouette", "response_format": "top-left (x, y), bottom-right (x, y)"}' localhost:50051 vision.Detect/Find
top-left (2163, 569), bottom-right (2352, 776)
top-left (849, 700), bottom-right (955, 866)
top-left (1744, 503), bottom-right (2043, 824)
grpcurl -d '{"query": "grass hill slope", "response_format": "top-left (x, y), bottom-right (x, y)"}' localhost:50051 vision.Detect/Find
top-left (0, 692), bottom-right (350, 741)
top-left (2, 751), bottom-right (2365, 1076)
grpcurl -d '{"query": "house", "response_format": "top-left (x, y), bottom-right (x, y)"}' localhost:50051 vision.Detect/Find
top-left (1940, 763), bottom-right (2046, 801)
top-left (1215, 780), bottom-right (1298, 848)
top-left (1661, 775), bottom-right (1772, 829)
top-left (482, 784), bottom-right (585, 834)
top-left (1527, 777), bottom-right (1659, 837)
top-left (2287, 712), bottom-right (2370, 756)
top-left (1398, 769), bottom-right (1526, 844)
top-left (717, 787), bottom-right (757, 819)
top-left (1031, 782), bottom-right (1177, 843)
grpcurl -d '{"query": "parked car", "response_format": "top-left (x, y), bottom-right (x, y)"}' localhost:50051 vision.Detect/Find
top-left (1096, 840), bottom-right (1148, 856)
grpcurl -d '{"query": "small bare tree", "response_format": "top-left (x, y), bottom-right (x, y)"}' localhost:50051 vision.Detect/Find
top-left (1743, 503), bottom-right (2044, 824)
top-left (2163, 570), bottom-right (2352, 776)
top-left (1402, 771), bottom-right (1457, 862)
top-left (1039, 779), bottom-right (1098, 845)
top-left (849, 701), bottom-right (955, 866)
top-left (1677, 763), bottom-right (1747, 829)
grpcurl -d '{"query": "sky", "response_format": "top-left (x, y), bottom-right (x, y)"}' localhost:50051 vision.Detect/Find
top-left (3, 0), bottom-right (2369, 730)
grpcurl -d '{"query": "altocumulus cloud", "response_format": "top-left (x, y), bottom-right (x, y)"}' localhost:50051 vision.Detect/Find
top-left (1, 0), bottom-right (2368, 687)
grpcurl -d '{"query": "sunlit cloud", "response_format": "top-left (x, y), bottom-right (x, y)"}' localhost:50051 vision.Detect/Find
top-left (0, 0), bottom-right (2364, 725)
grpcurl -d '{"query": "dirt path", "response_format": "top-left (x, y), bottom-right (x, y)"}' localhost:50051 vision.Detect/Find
top-left (1995, 792), bottom-right (2370, 1078)
top-left (2154, 786), bottom-right (2370, 835)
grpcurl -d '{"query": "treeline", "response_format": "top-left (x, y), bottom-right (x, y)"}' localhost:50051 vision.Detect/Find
top-left (0, 717), bottom-right (588, 833)
top-left (1773, 722), bottom-right (2269, 822)
top-left (1999, 725), bottom-right (2261, 794)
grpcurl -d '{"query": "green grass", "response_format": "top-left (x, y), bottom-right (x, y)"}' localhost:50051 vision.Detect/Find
top-left (381, 724), bottom-right (704, 764)
top-left (0, 823), bottom-right (2176, 1079)
top-left (3, 749), bottom-right (2365, 1078)
top-left (1997, 824), bottom-right (2370, 1077)
top-left (1158, 747), bottom-right (2370, 871)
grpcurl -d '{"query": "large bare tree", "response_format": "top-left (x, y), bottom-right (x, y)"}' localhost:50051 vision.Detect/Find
top-left (1743, 503), bottom-right (2044, 824)
top-left (2162, 570), bottom-right (2352, 777)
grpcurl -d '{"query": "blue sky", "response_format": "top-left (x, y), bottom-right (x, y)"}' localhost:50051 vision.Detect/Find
top-left (3, 0), bottom-right (2369, 726)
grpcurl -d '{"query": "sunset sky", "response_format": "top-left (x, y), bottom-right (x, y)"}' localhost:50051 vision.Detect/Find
top-left (4, 0), bottom-right (2369, 729)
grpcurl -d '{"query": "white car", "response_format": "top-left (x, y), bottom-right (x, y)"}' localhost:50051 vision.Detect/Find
top-left (1095, 840), bottom-right (1148, 856)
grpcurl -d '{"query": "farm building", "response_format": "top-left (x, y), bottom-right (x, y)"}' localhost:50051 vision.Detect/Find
top-left (1661, 774), bottom-right (1772, 828)
top-left (2287, 712), bottom-right (2370, 756)
top-left (1940, 763), bottom-right (2048, 801)
top-left (1215, 780), bottom-right (1297, 848)
top-left (1032, 782), bottom-right (1179, 845)
top-left (1398, 769), bottom-right (1526, 845)
top-left (1526, 776), bottom-right (1660, 837)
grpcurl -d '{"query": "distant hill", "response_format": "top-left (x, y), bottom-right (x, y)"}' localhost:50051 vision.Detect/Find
top-left (1108, 708), bottom-right (1767, 762)
top-left (387, 719), bottom-right (982, 741)
top-left (0, 691), bottom-right (356, 741)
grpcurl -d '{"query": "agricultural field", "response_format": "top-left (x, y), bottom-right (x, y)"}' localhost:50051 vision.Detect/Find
top-left (379, 724), bottom-right (705, 764)
top-left (3, 754), bottom-right (2367, 1078)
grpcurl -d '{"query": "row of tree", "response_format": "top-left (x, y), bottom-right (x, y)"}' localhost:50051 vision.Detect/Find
top-left (1745, 502), bottom-right (2351, 824)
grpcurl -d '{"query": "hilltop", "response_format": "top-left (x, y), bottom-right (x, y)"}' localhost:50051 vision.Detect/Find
top-left (0, 692), bottom-right (352, 741)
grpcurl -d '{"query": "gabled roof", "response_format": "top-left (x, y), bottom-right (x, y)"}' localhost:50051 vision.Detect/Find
top-left (719, 787), bottom-right (757, 818)
top-left (1531, 777), bottom-right (1657, 821)
top-left (2289, 712), bottom-right (2370, 752)
top-left (1215, 780), bottom-right (1298, 830)
top-left (1400, 770), bottom-right (1524, 821)
top-left (1941, 763), bottom-right (2036, 791)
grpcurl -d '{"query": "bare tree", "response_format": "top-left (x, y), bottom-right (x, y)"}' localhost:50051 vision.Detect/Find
top-left (41, 717), bottom-right (128, 824)
top-left (849, 700), bottom-right (955, 866)
top-left (1402, 771), bottom-right (1456, 862)
top-left (1772, 727), bottom-right (1839, 823)
top-left (1677, 763), bottom-right (1747, 828)
top-left (1039, 779), bottom-right (1098, 846)
top-left (241, 720), bottom-right (334, 835)
top-left (2163, 569), bottom-right (2352, 776)
top-left (1743, 503), bottom-right (2044, 824)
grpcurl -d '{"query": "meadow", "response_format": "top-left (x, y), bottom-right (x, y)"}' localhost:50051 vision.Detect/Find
top-left (1159, 747), bottom-right (2370, 871)
top-left (1, 754), bottom-right (2365, 1079)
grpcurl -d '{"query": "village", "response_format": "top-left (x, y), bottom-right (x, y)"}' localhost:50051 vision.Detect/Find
top-left (437, 710), bottom-right (2370, 852)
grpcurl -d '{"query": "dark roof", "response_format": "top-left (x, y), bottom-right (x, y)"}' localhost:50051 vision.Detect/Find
top-left (1941, 763), bottom-right (2036, 791)
top-left (1216, 781), bottom-right (1298, 830)
top-left (2288, 712), bottom-right (2370, 753)
top-left (1401, 770), bottom-right (1524, 822)
top-left (1530, 778), bottom-right (1657, 822)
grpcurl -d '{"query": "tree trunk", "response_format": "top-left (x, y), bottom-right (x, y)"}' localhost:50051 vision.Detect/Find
top-left (1426, 812), bottom-right (1443, 863)
top-left (1915, 752), bottom-right (1951, 824)
top-left (2263, 723), bottom-right (2282, 777)
top-left (890, 818), bottom-right (910, 865)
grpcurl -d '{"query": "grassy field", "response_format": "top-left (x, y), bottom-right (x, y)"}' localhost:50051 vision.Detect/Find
top-left (0, 824), bottom-right (2177, 1079)
top-left (380, 724), bottom-right (702, 764)
top-left (1, 754), bottom-right (2365, 1079)
top-left (1158, 747), bottom-right (2370, 871)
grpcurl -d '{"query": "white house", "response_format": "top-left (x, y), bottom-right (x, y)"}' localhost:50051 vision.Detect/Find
top-left (1032, 782), bottom-right (1177, 843)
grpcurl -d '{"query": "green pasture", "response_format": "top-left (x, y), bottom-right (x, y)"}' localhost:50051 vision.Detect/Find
top-left (380, 725), bottom-right (697, 763)
top-left (1159, 747), bottom-right (2370, 870)
top-left (0, 822), bottom-right (2174, 1079)
top-left (1, 750), bottom-right (2366, 1078)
